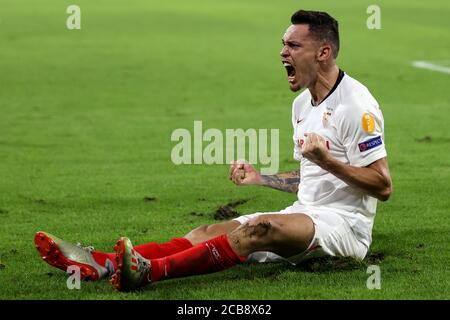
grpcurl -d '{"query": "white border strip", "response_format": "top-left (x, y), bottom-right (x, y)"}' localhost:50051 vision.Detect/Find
top-left (412, 61), bottom-right (450, 74)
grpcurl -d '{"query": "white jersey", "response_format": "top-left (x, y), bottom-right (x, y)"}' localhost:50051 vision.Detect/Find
top-left (292, 71), bottom-right (387, 247)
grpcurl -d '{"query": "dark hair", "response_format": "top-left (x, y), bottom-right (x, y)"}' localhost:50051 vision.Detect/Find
top-left (291, 10), bottom-right (340, 58)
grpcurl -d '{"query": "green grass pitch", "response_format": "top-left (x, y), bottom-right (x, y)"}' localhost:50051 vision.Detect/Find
top-left (0, 0), bottom-right (449, 299)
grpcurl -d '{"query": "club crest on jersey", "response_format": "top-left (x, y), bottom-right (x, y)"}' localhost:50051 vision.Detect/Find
top-left (322, 112), bottom-right (332, 127)
top-left (358, 136), bottom-right (382, 152)
top-left (361, 112), bottom-right (376, 134)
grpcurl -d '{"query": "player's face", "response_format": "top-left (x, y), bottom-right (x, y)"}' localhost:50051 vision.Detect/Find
top-left (280, 24), bottom-right (320, 92)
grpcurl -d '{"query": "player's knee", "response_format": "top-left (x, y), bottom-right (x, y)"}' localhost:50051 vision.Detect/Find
top-left (227, 218), bottom-right (277, 256)
top-left (239, 216), bottom-right (279, 245)
top-left (184, 224), bottom-right (210, 241)
top-left (247, 221), bottom-right (271, 237)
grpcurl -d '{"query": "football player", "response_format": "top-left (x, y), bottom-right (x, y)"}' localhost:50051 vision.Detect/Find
top-left (35, 9), bottom-right (392, 291)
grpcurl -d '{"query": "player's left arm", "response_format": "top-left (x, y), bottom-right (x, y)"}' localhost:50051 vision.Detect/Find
top-left (301, 133), bottom-right (392, 201)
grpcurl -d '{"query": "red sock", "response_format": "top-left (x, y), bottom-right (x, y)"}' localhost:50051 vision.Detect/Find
top-left (150, 234), bottom-right (246, 282)
top-left (91, 237), bottom-right (193, 273)
top-left (134, 237), bottom-right (193, 259)
top-left (91, 251), bottom-right (116, 274)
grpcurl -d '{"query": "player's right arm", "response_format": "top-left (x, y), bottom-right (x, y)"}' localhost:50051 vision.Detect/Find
top-left (229, 161), bottom-right (300, 193)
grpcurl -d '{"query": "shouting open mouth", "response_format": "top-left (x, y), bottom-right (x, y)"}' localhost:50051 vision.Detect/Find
top-left (283, 61), bottom-right (296, 83)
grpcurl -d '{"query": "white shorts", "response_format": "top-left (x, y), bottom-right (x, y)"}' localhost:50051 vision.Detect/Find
top-left (233, 203), bottom-right (369, 265)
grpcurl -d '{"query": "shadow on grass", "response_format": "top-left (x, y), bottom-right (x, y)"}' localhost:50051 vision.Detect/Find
top-left (295, 251), bottom-right (384, 273)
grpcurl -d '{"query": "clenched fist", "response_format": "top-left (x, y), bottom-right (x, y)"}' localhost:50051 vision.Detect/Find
top-left (229, 160), bottom-right (263, 186)
top-left (301, 132), bottom-right (330, 165)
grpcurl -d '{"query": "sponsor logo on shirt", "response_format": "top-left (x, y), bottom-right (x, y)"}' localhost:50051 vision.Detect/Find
top-left (358, 136), bottom-right (382, 152)
top-left (361, 112), bottom-right (376, 134)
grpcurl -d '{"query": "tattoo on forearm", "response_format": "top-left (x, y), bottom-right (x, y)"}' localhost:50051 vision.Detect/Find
top-left (261, 170), bottom-right (300, 193)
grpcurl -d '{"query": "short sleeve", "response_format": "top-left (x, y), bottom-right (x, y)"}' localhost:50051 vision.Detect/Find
top-left (292, 99), bottom-right (302, 161)
top-left (338, 102), bottom-right (387, 167)
top-left (293, 136), bottom-right (302, 161)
